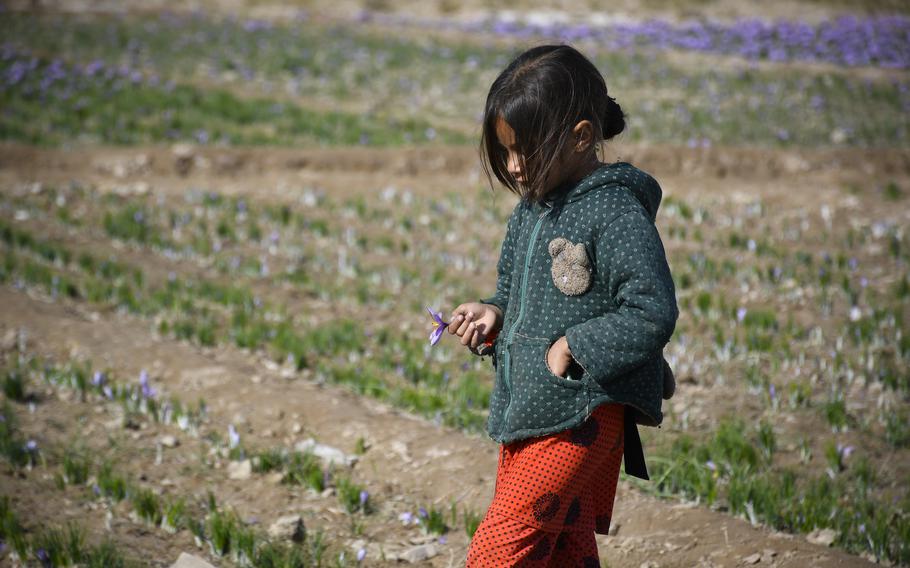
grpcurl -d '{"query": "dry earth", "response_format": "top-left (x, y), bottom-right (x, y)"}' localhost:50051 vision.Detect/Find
top-left (2, 142), bottom-right (906, 566)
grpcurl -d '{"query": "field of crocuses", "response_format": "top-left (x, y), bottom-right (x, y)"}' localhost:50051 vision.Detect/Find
top-left (0, 2), bottom-right (908, 567)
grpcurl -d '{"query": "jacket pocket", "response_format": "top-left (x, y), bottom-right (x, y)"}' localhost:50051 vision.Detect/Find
top-left (505, 337), bottom-right (587, 433)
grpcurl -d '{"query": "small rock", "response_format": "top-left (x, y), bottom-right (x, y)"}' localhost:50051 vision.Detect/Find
top-left (170, 552), bottom-right (217, 568)
top-left (268, 515), bottom-right (305, 543)
top-left (761, 549), bottom-right (777, 563)
top-left (390, 440), bottom-right (411, 463)
top-left (639, 562), bottom-right (659, 568)
top-left (228, 460), bottom-right (252, 480)
top-left (806, 528), bottom-right (837, 547)
top-left (160, 435), bottom-right (179, 448)
top-left (266, 472), bottom-right (284, 484)
top-left (1, 329), bottom-right (17, 351)
top-left (743, 552), bottom-right (761, 564)
top-left (295, 438), bottom-right (357, 467)
top-left (172, 144), bottom-right (196, 176)
top-left (251, 374), bottom-right (263, 384)
top-left (292, 423), bottom-right (303, 434)
top-left (399, 543), bottom-right (438, 564)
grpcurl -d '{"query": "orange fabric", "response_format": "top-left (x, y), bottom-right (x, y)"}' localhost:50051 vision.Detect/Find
top-left (467, 403), bottom-right (625, 567)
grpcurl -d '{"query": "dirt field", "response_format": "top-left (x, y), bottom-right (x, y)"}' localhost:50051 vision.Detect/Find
top-left (1, 141), bottom-right (907, 566)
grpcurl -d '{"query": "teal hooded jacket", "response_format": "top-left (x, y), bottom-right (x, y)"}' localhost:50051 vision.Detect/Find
top-left (479, 161), bottom-right (678, 456)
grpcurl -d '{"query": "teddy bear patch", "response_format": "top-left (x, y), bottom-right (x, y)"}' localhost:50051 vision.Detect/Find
top-left (548, 237), bottom-right (592, 296)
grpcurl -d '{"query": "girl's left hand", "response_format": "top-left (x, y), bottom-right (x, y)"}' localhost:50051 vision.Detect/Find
top-left (546, 336), bottom-right (575, 378)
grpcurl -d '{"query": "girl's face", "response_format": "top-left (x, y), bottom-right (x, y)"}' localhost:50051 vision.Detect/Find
top-left (494, 117), bottom-right (527, 185)
top-left (495, 117), bottom-right (597, 200)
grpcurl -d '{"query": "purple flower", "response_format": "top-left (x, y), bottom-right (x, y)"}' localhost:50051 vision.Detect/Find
top-left (359, 490), bottom-right (369, 508)
top-left (705, 460), bottom-right (717, 471)
top-left (139, 370), bottom-right (156, 399)
top-left (438, 536), bottom-right (447, 545)
top-left (418, 506), bottom-right (428, 518)
top-left (103, 385), bottom-right (113, 399)
top-left (228, 424), bottom-right (240, 449)
top-left (357, 548), bottom-right (367, 562)
top-left (736, 307), bottom-right (748, 322)
top-left (36, 548), bottom-right (51, 567)
top-left (92, 371), bottom-right (106, 387)
top-left (838, 444), bottom-right (854, 460)
top-left (399, 511), bottom-right (414, 524)
top-left (25, 440), bottom-right (37, 452)
top-left (769, 384), bottom-right (777, 400)
top-left (426, 307), bottom-right (449, 346)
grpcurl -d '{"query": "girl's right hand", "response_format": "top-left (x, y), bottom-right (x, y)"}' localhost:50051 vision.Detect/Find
top-left (448, 302), bottom-right (503, 352)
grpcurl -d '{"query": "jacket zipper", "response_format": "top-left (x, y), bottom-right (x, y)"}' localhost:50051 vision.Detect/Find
top-left (501, 208), bottom-right (550, 433)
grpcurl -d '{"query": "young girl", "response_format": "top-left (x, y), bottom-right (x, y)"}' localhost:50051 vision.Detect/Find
top-left (448, 45), bottom-right (678, 566)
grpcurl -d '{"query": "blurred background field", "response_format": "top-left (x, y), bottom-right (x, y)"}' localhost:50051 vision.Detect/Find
top-left (0, 0), bottom-right (908, 566)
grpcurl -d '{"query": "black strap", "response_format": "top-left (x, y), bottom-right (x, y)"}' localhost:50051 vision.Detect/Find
top-left (623, 407), bottom-right (650, 480)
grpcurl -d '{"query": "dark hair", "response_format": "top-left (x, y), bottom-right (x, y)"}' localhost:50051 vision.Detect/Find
top-left (480, 44), bottom-right (625, 203)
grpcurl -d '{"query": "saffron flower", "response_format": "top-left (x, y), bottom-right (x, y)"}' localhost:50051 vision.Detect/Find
top-left (139, 370), bottom-right (156, 399)
top-left (92, 371), bottom-right (106, 387)
top-left (228, 424), bottom-right (240, 449)
top-left (426, 307), bottom-right (449, 346)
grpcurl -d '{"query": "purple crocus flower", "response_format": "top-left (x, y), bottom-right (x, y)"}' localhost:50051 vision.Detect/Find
top-left (839, 444), bottom-right (855, 460)
top-left (736, 307), bottom-right (748, 322)
top-left (359, 490), bottom-right (369, 508)
top-left (357, 548), bottom-right (367, 562)
top-left (92, 371), bottom-right (106, 387)
top-left (36, 548), bottom-right (51, 568)
top-left (426, 307), bottom-right (449, 346)
top-left (25, 440), bottom-right (37, 452)
top-left (103, 385), bottom-right (113, 399)
top-left (139, 370), bottom-right (156, 399)
top-left (228, 424), bottom-right (240, 449)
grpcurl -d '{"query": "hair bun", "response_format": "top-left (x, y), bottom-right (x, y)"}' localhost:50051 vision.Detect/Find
top-left (602, 96), bottom-right (625, 140)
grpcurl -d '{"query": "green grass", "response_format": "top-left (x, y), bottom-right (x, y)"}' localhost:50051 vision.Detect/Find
top-left (0, 11), bottom-right (907, 148)
top-left (20, 519), bottom-right (137, 568)
top-left (0, 48), bottom-right (467, 148)
top-left (634, 418), bottom-right (910, 564)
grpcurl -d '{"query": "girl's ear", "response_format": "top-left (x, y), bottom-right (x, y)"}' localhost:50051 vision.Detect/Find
top-left (572, 120), bottom-right (595, 153)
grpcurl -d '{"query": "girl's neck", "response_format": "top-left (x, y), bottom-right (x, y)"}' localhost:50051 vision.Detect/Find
top-left (543, 154), bottom-right (602, 202)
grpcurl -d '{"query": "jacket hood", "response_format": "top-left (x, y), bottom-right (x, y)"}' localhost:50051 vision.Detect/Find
top-left (541, 162), bottom-right (662, 222)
